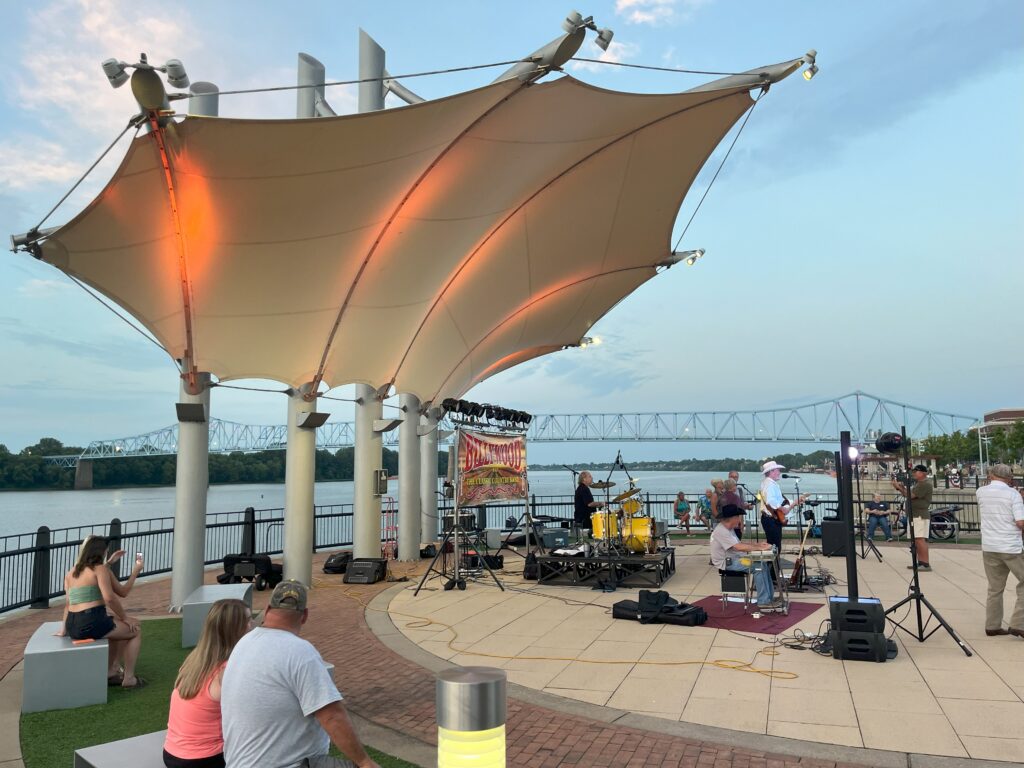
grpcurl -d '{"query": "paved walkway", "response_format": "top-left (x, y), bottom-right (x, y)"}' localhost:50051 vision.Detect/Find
top-left (1, 549), bottom-right (1012, 767)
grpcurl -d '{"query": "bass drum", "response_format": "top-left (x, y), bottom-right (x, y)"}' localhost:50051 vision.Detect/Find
top-left (622, 516), bottom-right (655, 554)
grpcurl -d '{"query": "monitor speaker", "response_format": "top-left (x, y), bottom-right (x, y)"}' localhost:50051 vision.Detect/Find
top-left (343, 558), bottom-right (387, 584)
top-left (821, 519), bottom-right (848, 557)
top-left (829, 596), bottom-right (885, 632)
top-left (829, 630), bottom-right (896, 663)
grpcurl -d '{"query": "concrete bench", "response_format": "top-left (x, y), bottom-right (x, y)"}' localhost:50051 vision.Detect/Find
top-left (23, 621), bottom-right (108, 713)
top-left (73, 730), bottom-right (165, 768)
top-left (182, 583), bottom-right (253, 647)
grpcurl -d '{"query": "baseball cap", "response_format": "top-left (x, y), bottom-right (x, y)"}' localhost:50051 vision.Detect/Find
top-left (269, 579), bottom-right (308, 611)
top-left (912, 464), bottom-right (929, 473)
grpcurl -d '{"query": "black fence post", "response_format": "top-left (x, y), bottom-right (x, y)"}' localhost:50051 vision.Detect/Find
top-left (108, 518), bottom-right (123, 581)
top-left (30, 526), bottom-right (51, 609)
top-left (241, 507), bottom-right (256, 555)
top-left (311, 504), bottom-right (318, 553)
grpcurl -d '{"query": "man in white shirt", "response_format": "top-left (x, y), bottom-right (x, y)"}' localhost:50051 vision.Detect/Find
top-left (976, 464), bottom-right (1024, 638)
top-left (711, 504), bottom-right (779, 609)
top-left (758, 461), bottom-right (808, 550)
top-left (221, 580), bottom-right (380, 768)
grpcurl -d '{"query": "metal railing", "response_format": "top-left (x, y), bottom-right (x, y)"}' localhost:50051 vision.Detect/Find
top-left (0, 491), bottom-right (985, 615)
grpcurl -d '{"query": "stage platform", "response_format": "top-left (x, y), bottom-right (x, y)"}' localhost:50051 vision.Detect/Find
top-left (388, 541), bottom-right (1024, 763)
top-left (536, 548), bottom-right (675, 587)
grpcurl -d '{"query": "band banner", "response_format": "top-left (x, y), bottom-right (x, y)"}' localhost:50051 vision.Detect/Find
top-left (456, 429), bottom-right (528, 505)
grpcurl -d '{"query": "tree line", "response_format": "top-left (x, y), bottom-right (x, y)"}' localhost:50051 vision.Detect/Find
top-left (529, 450), bottom-right (837, 473)
top-left (919, 422), bottom-right (1024, 467)
top-left (0, 437), bottom-right (448, 490)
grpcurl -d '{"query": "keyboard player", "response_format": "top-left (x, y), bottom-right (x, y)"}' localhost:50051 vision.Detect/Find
top-left (711, 504), bottom-right (781, 610)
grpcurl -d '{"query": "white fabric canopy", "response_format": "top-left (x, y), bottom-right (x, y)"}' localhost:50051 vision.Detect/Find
top-left (41, 75), bottom-right (754, 403)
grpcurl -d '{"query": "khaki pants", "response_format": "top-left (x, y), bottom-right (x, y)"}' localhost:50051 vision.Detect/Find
top-left (982, 550), bottom-right (1024, 630)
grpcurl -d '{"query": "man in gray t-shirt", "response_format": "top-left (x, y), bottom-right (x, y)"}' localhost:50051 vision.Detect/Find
top-left (221, 581), bottom-right (379, 768)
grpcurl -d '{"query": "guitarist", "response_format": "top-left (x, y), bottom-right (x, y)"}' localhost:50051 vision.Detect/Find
top-left (759, 461), bottom-right (810, 551)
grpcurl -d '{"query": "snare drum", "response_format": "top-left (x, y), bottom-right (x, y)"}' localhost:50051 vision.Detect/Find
top-left (622, 516), bottom-right (655, 553)
top-left (591, 510), bottom-right (619, 540)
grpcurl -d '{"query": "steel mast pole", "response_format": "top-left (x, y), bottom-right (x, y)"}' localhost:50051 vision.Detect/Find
top-left (352, 30), bottom-right (387, 560)
top-left (169, 82), bottom-right (218, 610)
top-left (398, 394), bottom-right (422, 560)
top-left (420, 408), bottom-right (440, 547)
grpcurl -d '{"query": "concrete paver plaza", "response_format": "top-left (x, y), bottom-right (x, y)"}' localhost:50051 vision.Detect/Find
top-left (1, 541), bottom-right (1021, 767)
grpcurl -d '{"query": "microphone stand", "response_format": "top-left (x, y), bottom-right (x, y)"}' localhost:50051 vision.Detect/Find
top-left (738, 483), bottom-right (760, 542)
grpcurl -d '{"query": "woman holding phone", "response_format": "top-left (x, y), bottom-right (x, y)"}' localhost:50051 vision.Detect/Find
top-left (57, 535), bottom-right (146, 688)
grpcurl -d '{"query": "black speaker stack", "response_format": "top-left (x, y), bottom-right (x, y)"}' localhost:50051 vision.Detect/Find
top-left (828, 597), bottom-right (896, 662)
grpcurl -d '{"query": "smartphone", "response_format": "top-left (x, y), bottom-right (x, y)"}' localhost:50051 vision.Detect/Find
top-left (136, 552), bottom-right (143, 559)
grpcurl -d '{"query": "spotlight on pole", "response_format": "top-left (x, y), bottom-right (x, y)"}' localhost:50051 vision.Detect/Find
top-left (656, 248), bottom-right (705, 269)
top-left (101, 59), bottom-right (130, 88)
top-left (874, 432), bottom-right (904, 455)
top-left (164, 59), bottom-right (190, 89)
top-left (802, 49), bottom-right (819, 80)
top-left (847, 445), bottom-right (860, 461)
top-left (595, 27), bottom-right (614, 51)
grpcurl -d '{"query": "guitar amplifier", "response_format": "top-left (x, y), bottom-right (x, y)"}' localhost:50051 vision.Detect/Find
top-left (343, 558), bottom-right (388, 584)
top-left (821, 520), bottom-right (848, 557)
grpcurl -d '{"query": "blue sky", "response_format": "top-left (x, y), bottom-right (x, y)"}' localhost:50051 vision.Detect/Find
top-left (0, 0), bottom-right (1021, 463)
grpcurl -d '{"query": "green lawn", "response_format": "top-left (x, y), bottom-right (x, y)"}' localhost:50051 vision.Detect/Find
top-left (21, 618), bottom-right (420, 768)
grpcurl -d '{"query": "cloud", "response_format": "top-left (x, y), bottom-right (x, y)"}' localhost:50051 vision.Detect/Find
top-left (17, 278), bottom-right (70, 298)
top-left (0, 137), bottom-right (83, 190)
top-left (569, 40), bottom-right (641, 73)
top-left (615, 0), bottom-right (712, 26)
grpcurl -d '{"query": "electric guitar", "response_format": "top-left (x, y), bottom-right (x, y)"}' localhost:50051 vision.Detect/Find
top-left (764, 493), bottom-right (811, 525)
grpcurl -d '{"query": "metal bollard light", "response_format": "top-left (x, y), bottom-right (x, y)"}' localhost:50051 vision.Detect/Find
top-left (436, 666), bottom-right (506, 767)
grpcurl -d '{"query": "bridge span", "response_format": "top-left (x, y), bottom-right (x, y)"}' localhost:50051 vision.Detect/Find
top-left (44, 391), bottom-right (978, 468)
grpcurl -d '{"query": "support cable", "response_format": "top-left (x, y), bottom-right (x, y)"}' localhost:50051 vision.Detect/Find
top-left (570, 58), bottom-right (749, 76)
top-left (199, 60), bottom-right (524, 99)
top-left (672, 89), bottom-right (765, 253)
top-left (28, 117), bottom-right (143, 235)
top-left (64, 274), bottom-right (175, 365)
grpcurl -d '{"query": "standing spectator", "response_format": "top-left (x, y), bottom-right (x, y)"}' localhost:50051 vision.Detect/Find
top-left (976, 464), bottom-right (1024, 638)
top-left (728, 471), bottom-right (755, 512)
top-left (865, 494), bottom-right (894, 541)
top-left (164, 599), bottom-right (252, 768)
top-left (720, 478), bottom-right (746, 540)
top-left (221, 581), bottom-right (379, 768)
top-left (892, 465), bottom-right (934, 570)
top-left (673, 492), bottom-right (691, 535)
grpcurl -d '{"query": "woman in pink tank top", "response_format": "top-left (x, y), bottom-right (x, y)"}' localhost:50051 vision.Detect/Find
top-left (164, 599), bottom-right (252, 768)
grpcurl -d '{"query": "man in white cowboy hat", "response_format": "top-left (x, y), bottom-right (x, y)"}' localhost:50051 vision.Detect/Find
top-left (759, 460), bottom-right (808, 551)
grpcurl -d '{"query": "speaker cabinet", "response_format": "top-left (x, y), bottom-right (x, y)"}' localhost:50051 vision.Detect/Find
top-left (829, 630), bottom-right (895, 663)
top-left (829, 596), bottom-right (885, 632)
top-left (343, 558), bottom-right (388, 584)
top-left (821, 519), bottom-right (848, 557)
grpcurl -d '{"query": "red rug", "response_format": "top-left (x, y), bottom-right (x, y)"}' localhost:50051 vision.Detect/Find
top-left (690, 595), bottom-right (823, 634)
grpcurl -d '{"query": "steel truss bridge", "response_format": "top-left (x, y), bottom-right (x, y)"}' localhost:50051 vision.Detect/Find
top-left (45, 391), bottom-right (979, 467)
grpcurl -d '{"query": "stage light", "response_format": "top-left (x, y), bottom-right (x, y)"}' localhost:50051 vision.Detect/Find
top-left (875, 432), bottom-right (904, 454)
top-left (595, 27), bottom-right (614, 51)
top-left (802, 50), bottom-right (818, 81)
top-left (164, 59), bottom-right (190, 89)
top-left (656, 248), bottom-right (705, 269)
top-left (561, 10), bottom-right (584, 32)
top-left (847, 446), bottom-right (860, 461)
top-left (101, 59), bottom-right (129, 88)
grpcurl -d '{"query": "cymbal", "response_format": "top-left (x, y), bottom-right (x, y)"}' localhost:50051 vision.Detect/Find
top-left (590, 480), bottom-right (616, 489)
top-left (612, 487), bottom-right (641, 503)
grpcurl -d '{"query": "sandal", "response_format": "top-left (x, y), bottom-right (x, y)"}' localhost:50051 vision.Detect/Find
top-left (107, 675), bottom-right (124, 686)
top-left (120, 676), bottom-right (148, 690)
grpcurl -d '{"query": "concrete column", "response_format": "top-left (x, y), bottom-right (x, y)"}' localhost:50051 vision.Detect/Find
top-left (420, 409), bottom-right (439, 543)
top-left (283, 385), bottom-right (317, 585)
top-left (73, 459), bottom-right (93, 490)
top-left (170, 372), bottom-right (211, 611)
top-left (354, 384), bottom-right (383, 558)
top-left (397, 394), bottom-right (422, 560)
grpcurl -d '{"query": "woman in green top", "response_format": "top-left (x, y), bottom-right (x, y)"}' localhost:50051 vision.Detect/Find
top-left (674, 492), bottom-right (692, 534)
top-left (57, 535), bottom-right (146, 688)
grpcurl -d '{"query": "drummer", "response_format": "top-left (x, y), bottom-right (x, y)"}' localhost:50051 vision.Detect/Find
top-left (574, 471), bottom-right (605, 537)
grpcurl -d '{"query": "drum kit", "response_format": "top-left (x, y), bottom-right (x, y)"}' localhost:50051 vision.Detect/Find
top-left (588, 482), bottom-right (658, 555)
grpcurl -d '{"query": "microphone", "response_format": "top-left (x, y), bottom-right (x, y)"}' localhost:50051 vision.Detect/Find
top-left (781, 474), bottom-right (801, 479)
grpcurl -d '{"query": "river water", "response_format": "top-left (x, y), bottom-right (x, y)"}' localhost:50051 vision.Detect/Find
top-left (0, 470), bottom-right (843, 539)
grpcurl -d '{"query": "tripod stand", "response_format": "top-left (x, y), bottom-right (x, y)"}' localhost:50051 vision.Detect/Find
top-left (415, 516), bottom-right (504, 596)
top-left (882, 427), bottom-right (971, 657)
top-left (856, 515), bottom-right (883, 562)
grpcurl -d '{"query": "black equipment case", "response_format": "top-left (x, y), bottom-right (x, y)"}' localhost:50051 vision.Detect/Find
top-left (218, 554), bottom-right (283, 591)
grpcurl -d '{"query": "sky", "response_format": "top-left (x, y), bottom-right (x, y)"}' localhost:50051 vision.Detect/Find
top-left (0, 0), bottom-right (1021, 464)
